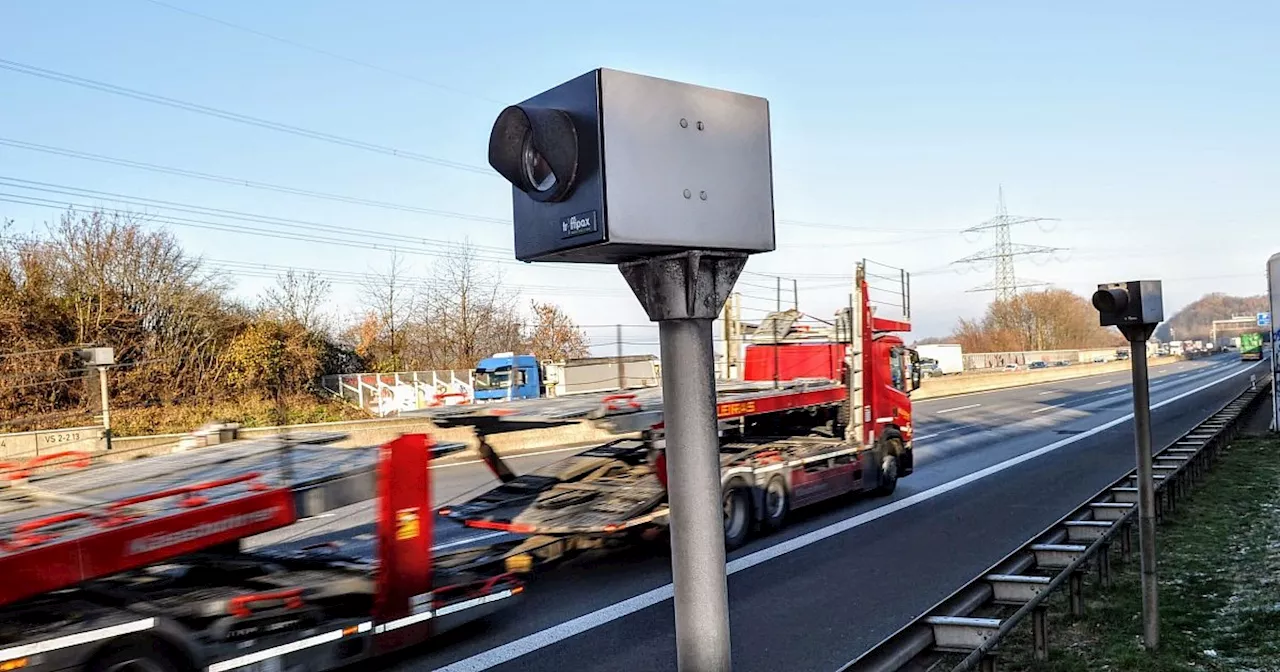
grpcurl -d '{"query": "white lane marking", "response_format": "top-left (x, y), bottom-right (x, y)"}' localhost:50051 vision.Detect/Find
top-left (434, 363), bottom-right (1256, 672)
top-left (1032, 404), bottom-right (1062, 414)
top-left (431, 445), bottom-right (590, 470)
top-left (1094, 381), bottom-right (1109, 386)
top-left (1105, 390), bottom-right (1126, 396)
top-left (1037, 391), bottom-right (1055, 396)
top-left (937, 404), bottom-right (981, 414)
top-left (913, 425), bottom-right (975, 441)
top-left (432, 531), bottom-right (508, 550)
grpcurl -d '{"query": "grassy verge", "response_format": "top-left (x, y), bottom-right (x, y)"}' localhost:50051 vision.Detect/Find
top-left (110, 394), bottom-right (369, 436)
top-left (995, 433), bottom-right (1280, 671)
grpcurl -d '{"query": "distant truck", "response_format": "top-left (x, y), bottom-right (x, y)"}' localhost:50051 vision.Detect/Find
top-left (1240, 332), bottom-right (1263, 361)
top-left (473, 352), bottom-right (661, 401)
top-left (1168, 341), bottom-right (1185, 356)
top-left (915, 344), bottom-right (964, 375)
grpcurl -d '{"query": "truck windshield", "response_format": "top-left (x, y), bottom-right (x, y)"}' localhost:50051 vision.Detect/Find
top-left (474, 368), bottom-right (511, 391)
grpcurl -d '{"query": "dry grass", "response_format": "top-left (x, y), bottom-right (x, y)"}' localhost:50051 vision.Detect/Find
top-left (109, 394), bottom-right (369, 436)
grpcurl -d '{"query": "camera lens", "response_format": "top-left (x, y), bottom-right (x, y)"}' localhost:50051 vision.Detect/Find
top-left (521, 132), bottom-right (556, 193)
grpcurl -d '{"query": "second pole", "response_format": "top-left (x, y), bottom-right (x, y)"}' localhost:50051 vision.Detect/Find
top-left (1128, 338), bottom-right (1159, 649)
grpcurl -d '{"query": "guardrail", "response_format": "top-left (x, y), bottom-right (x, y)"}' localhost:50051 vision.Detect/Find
top-left (843, 374), bottom-right (1273, 672)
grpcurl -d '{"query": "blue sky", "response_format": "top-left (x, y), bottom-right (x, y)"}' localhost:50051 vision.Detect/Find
top-left (2, 1), bottom-right (1276, 351)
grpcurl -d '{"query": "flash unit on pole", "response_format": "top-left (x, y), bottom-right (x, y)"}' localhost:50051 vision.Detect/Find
top-left (1092, 280), bottom-right (1164, 342)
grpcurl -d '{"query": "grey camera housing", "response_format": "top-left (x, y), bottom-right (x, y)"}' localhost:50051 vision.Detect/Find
top-left (77, 347), bottom-right (115, 367)
top-left (1094, 280), bottom-right (1164, 342)
top-left (492, 68), bottom-right (776, 264)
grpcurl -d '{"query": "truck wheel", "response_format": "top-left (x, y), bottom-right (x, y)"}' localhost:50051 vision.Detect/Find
top-left (722, 482), bottom-right (751, 551)
top-left (761, 476), bottom-right (789, 532)
top-left (873, 436), bottom-right (903, 496)
top-left (87, 638), bottom-right (189, 672)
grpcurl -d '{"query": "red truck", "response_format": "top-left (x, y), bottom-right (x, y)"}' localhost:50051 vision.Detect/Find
top-left (426, 260), bottom-right (920, 562)
top-left (0, 435), bottom-right (521, 672)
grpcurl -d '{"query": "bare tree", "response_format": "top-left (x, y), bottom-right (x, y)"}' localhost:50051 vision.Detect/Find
top-left (418, 243), bottom-right (522, 370)
top-left (261, 269), bottom-right (331, 333)
top-left (359, 251), bottom-right (415, 371)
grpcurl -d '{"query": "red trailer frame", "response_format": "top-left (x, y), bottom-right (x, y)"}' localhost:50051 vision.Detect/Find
top-left (0, 435), bottom-right (522, 672)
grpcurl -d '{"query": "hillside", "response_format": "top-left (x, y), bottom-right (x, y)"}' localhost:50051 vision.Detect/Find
top-left (1154, 293), bottom-right (1269, 341)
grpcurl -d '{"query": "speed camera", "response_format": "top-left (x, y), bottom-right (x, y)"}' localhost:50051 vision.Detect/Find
top-left (487, 68), bottom-right (776, 264)
top-left (1093, 280), bottom-right (1164, 341)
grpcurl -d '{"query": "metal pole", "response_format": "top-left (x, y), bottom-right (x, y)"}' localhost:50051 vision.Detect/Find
top-left (659, 318), bottom-right (732, 672)
top-left (1129, 338), bottom-right (1159, 649)
top-left (617, 250), bottom-right (744, 672)
top-left (774, 277), bottom-right (781, 389)
top-left (617, 323), bottom-right (625, 390)
top-left (97, 366), bottom-right (112, 451)
top-left (721, 297), bottom-right (732, 379)
top-left (847, 290), bottom-right (856, 440)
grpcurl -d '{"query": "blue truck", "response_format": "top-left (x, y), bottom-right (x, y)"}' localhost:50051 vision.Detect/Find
top-left (473, 352), bottom-right (660, 401)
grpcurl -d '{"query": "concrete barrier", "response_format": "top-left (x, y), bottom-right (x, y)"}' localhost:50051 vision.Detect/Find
top-left (95, 414), bottom-right (624, 463)
top-left (914, 356), bottom-right (1184, 400)
top-left (12, 355), bottom-right (1199, 465)
top-left (0, 426), bottom-right (102, 461)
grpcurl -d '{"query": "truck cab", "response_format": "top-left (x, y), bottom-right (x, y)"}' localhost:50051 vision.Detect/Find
top-left (866, 332), bottom-right (919, 476)
top-left (474, 353), bottom-right (543, 401)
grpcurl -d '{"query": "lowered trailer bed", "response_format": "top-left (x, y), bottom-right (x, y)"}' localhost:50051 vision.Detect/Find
top-left (0, 434), bottom-right (523, 672)
top-left (431, 378), bottom-right (906, 569)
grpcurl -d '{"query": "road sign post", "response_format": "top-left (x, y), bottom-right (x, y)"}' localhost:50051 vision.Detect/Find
top-left (78, 347), bottom-right (115, 451)
top-left (1268, 255), bottom-right (1280, 431)
top-left (1093, 280), bottom-right (1164, 650)
top-left (486, 69), bottom-right (775, 671)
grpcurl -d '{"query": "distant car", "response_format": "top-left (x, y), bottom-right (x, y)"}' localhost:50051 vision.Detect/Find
top-left (1002, 363), bottom-right (1019, 371)
top-left (1054, 360), bottom-right (1071, 367)
top-left (1029, 361), bottom-right (1048, 370)
top-left (1092, 356), bottom-right (1107, 363)
top-left (1116, 351), bottom-right (1130, 360)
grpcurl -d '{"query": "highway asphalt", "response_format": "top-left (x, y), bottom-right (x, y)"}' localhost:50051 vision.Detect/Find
top-left (251, 354), bottom-right (1268, 671)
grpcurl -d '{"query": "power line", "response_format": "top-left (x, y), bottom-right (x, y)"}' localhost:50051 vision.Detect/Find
top-left (0, 345), bottom-right (86, 359)
top-left (0, 138), bottom-right (511, 226)
top-left (0, 135), bottom-right (937, 238)
top-left (776, 218), bottom-right (955, 234)
top-left (212, 259), bottom-right (626, 298)
top-left (0, 176), bottom-right (512, 255)
top-left (6, 375), bottom-right (85, 391)
top-left (139, 0), bottom-right (504, 105)
top-left (0, 192), bottom-right (529, 267)
top-left (0, 57), bottom-right (493, 175)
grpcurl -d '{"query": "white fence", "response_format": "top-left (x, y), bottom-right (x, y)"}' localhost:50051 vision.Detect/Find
top-left (321, 370), bottom-right (475, 417)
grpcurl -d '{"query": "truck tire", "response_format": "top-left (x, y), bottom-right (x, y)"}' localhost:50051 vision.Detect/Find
top-left (760, 475), bottom-right (789, 532)
top-left (872, 434), bottom-right (903, 496)
top-left (87, 638), bottom-right (190, 672)
top-left (723, 481), bottom-right (752, 551)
